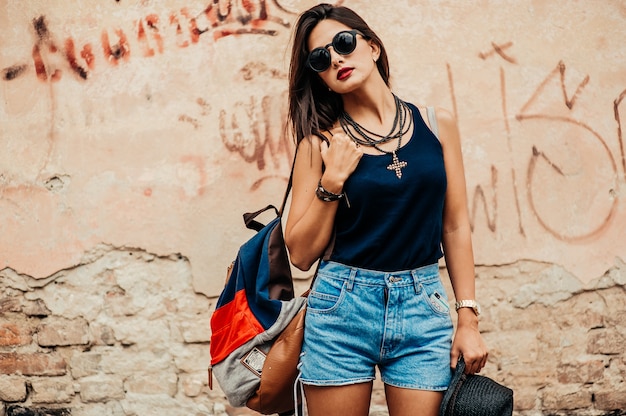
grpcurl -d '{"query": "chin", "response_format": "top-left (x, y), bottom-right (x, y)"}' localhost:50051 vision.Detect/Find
top-left (331, 80), bottom-right (361, 94)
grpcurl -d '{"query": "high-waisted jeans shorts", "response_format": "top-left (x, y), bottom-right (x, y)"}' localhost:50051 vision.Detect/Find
top-left (299, 261), bottom-right (454, 391)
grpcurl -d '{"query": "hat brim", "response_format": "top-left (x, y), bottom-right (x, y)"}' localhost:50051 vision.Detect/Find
top-left (439, 356), bottom-right (466, 416)
top-left (439, 356), bottom-right (514, 416)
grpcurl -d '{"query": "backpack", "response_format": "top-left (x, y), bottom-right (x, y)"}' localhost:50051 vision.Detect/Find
top-left (209, 176), bottom-right (307, 415)
top-left (209, 133), bottom-right (336, 414)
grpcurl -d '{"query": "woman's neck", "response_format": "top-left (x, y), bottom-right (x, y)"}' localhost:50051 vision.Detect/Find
top-left (341, 81), bottom-right (396, 127)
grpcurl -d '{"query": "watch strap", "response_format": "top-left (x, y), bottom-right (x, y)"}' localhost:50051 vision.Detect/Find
top-left (455, 299), bottom-right (481, 316)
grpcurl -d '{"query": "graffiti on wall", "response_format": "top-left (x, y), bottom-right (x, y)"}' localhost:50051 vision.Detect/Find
top-left (3, 18), bottom-right (624, 242)
top-left (2, 1), bottom-right (272, 82)
top-left (1, 1), bottom-right (346, 83)
top-left (446, 42), bottom-right (624, 246)
top-left (1, 0), bottom-right (335, 189)
top-left (1, 1), bottom-right (624, 289)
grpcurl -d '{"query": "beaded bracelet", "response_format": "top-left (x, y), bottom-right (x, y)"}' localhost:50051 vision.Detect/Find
top-left (315, 179), bottom-right (344, 202)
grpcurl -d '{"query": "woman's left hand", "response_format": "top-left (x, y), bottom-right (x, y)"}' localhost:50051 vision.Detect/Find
top-left (450, 310), bottom-right (488, 374)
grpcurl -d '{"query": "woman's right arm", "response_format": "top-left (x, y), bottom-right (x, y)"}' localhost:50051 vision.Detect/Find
top-left (285, 132), bottom-right (361, 271)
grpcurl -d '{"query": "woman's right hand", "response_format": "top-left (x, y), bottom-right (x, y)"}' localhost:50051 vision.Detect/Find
top-left (319, 132), bottom-right (363, 192)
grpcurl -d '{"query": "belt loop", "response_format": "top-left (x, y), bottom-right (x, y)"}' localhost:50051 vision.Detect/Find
top-left (411, 269), bottom-right (420, 294)
top-left (346, 268), bottom-right (357, 291)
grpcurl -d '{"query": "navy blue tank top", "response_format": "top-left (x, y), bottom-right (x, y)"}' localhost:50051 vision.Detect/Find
top-left (329, 103), bottom-right (446, 271)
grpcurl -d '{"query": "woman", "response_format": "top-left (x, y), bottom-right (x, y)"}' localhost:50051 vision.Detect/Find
top-left (284, 4), bottom-right (488, 416)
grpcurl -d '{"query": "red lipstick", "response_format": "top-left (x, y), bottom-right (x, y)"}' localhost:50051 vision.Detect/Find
top-left (337, 67), bottom-right (353, 80)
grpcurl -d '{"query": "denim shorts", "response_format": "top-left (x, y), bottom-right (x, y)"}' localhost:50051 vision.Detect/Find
top-left (299, 261), bottom-right (454, 391)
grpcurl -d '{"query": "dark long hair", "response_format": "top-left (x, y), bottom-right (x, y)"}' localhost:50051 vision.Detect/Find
top-left (288, 3), bottom-right (390, 144)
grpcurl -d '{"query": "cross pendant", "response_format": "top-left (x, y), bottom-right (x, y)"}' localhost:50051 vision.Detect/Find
top-left (387, 152), bottom-right (407, 179)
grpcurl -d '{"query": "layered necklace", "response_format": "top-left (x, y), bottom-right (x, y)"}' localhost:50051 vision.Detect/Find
top-left (339, 94), bottom-right (413, 179)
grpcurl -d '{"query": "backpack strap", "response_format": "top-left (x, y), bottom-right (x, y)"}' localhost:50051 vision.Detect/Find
top-left (426, 106), bottom-right (439, 139)
top-left (278, 160), bottom-right (295, 217)
top-left (244, 205), bottom-right (280, 232)
top-left (279, 130), bottom-right (332, 216)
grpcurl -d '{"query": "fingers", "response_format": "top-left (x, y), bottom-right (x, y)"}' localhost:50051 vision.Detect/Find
top-left (329, 132), bottom-right (358, 148)
top-left (450, 351), bottom-right (460, 371)
top-left (451, 326), bottom-right (489, 375)
top-left (480, 352), bottom-right (489, 371)
top-left (451, 345), bottom-right (489, 375)
top-left (317, 132), bottom-right (362, 183)
top-left (324, 132), bottom-right (362, 160)
top-left (461, 351), bottom-right (489, 374)
top-left (320, 139), bottom-right (329, 155)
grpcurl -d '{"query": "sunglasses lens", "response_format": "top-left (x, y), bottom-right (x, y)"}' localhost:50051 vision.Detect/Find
top-left (306, 31), bottom-right (359, 72)
top-left (308, 48), bottom-right (331, 72)
top-left (333, 31), bottom-right (357, 54)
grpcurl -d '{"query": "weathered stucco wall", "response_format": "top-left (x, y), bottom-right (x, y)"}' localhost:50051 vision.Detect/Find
top-left (1, 1), bottom-right (625, 415)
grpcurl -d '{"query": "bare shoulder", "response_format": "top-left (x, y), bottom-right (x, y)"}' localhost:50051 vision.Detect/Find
top-left (294, 133), bottom-right (325, 171)
top-left (297, 133), bottom-right (324, 154)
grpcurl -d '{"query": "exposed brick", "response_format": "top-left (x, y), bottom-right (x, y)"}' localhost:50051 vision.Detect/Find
top-left (79, 375), bottom-right (125, 402)
top-left (88, 323), bottom-right (115, 346)
top-left (0, 323), bottom-right (32, 346)
top-left (511, 387), bottom-right (539, 411)
top-left (31, 378), bottom-right (74, 404)
top-left (69, 352), bottom-right (101, 378)
top-left (0, 294), bottom-right (51, 317)
top-left (594, 390), bottom-right (626, 411)
top-left (181, 373), bottom-right (204, 397)
top-left (557, 359), bottom-right (605, 383)
top-left (37, 317), bottom-right (90, 347)
top-left (543, 386), bottom-right (592, 410)
top-left (0, 375), bottom-right (27, 402)
top-left (22, 299), bottom-right (51, 317)
top-left (125, 372), bottom-right (177, 396)
top-left (587, 329), bottom-right (625, 355)
top-left (0, 297), bottom-right (21, 313)
top-left (179, 317), bottom-right (211, 343)
top-left (0, 353), bottom-right (67, 376)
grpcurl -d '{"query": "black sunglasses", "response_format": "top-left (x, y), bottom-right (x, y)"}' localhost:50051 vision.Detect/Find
top-left (306, 30), bottom-right (364, 73)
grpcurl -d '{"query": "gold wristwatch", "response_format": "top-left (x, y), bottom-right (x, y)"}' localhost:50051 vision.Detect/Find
top-left (455, 300), bottom-right (481, 316)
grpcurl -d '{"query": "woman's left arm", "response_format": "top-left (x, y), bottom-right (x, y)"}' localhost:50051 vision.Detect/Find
top-left (436, 107), bottom-right (489, 375)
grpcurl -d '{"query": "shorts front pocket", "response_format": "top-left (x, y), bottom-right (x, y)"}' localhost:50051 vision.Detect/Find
top-left (307, 275), bottom-right (346, 314)
top-left (419, 278), bottom-right (451, 317)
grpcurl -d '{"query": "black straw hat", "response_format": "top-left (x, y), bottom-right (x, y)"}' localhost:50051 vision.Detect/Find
top-left (439, 356), bottom-right (514, 416)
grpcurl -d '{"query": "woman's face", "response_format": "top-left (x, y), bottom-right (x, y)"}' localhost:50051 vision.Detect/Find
top-left (306, 19), bottom-right (380, 94)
